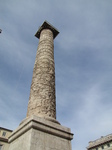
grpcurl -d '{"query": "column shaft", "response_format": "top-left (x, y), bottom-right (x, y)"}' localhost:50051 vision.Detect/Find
top-left (27, 29), bottom-right (56, 120)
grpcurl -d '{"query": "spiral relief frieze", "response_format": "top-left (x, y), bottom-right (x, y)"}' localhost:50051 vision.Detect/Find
top-left (27, 29), bottom-right (57, 120)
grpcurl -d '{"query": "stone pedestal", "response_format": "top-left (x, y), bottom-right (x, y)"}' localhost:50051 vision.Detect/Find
top-left (8, 116), bottom-right (73, 150)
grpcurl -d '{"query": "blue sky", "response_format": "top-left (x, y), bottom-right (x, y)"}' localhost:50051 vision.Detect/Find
top-left (0, 1), bottom-right (112, 150)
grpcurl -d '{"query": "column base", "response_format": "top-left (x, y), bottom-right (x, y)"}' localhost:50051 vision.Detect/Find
top-left (20, 115), bottom-right (60, 125)
top-left (8, 115), bottom-right (73, 150)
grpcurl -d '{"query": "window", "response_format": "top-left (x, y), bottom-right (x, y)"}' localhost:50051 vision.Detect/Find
top-left (96, 148), bottom-right (98, 150)
top-left (2, 131), bottom-right (6, 137)
top-left (101, 146), bottom-right (104, 149)
top-left (107, 143), bottom-right (110, 147)
top-left (0, 145), bottom-right (3, 150)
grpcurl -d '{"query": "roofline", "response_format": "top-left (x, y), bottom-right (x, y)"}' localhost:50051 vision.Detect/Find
top-left (0, 127), bottom-right (13, 132)
top-left (87, 139), bottom-right (112, 149)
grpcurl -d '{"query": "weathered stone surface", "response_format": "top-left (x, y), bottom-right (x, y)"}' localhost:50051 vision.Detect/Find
top-left (8, 116), bottom-right (73, 150)
top-left (27, 29), bottom-right (57, 121)
top-left (8, 21), bottom-right (73, 150)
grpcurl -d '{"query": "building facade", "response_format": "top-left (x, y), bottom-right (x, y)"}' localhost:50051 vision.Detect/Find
top-left (87, 134), bottom-right (112, 150)
top-left (0, 127), bottom-right (12, 150)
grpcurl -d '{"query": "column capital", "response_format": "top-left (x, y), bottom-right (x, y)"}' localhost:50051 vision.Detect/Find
top-left (35, 21), bottom-right (59, 39)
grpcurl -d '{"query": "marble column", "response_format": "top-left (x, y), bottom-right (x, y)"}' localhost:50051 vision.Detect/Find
top-left (8, 21), bottom-right (73, 150)
top-left (27, 21), bottom-right (59, 123)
